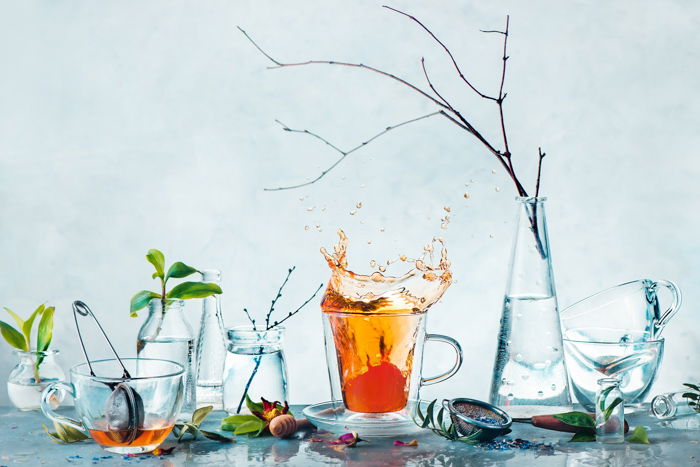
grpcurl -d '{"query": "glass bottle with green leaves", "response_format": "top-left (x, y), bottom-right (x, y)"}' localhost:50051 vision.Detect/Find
top-left (0, 304), bottom-right (65, 411)
top-left (131, 249), bottom-right (222, 419)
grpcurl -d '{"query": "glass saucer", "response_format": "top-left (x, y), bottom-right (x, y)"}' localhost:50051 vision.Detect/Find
top-left (302, 400), bottom-right (426, 437)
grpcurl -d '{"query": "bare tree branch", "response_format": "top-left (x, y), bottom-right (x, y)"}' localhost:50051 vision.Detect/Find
top-left (264, 111), bottom-right (442, 191)
top-left (383, 5), bottom-right (496, 101)
top-left (535, 147), bottom-right (546, 198)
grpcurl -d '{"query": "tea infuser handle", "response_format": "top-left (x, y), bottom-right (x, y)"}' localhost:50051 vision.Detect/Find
top-left (654, 280), bottom-right (682, 336)
top-left (421, 334), bottom-right (463, 386)
top-left (40, 382), bottom-right (85, 432)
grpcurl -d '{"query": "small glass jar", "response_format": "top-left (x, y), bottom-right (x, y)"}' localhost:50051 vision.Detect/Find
top-left (8, 349), bottom-right (65, 411)
top-left (195, 269), bottom-right (227, 410)
top-left (651, 391), bottom-right (699, 419)
top-left (596, 377), bottom-right (624, 443)
top-left (223, 326), bottom-right (288, 415)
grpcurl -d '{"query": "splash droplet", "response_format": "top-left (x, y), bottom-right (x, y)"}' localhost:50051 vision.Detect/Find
top-left (507, 393), bottom-right (514, 401)
top-left (399, 254), bottom-right (407, 261)
top-left (491, 169), bottom-right (497, 174)
top-left (537, 390), bottom-right (544, 398)
top-left (307, 206), bottom-right (315, 212)
top-left (515, 353), bottom-right (523, 362)
top-left (370, 260), bottom-right (377, 268)
top-left (356, 202), bottom-right (363, 209)
top-left (463, 192), bottom-right (470, 199)
top-left (551, 384), bottom-right (557, 391)
top-left (304, 225), bottom-right (310, 231)
top-left (378, 265), bottom-right (386, 273)
top-left (349, 209), bottom-right (357, 216)
top-left (379, 227), bottom-right (385, 233)
top-left (489, 234), bottom-right (494, 238)
top-left (495, 187), bottom-right (501, 192)
top-left (443, 206), bottom-right (451, 213)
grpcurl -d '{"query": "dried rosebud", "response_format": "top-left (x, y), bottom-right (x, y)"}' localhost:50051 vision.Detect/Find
top-left (251, 398), bottom-right (290, 422)
top-left (151, 446), bottom-right (175, 456)
top-left (393, 440), bottom-right (418, 447)
top-left (328, 431), bottom-right (365, 447)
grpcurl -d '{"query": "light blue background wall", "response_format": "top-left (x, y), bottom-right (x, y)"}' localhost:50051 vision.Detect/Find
top-left (0, 0), bottom-right (698, 406)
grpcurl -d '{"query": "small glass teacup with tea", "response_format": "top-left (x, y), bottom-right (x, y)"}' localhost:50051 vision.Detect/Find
top-left (41, 358), bottom-right (184, 454)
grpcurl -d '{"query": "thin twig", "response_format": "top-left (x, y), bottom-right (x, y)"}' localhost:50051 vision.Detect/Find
top-left (243, 308), bottom-right (257, 331)
top-left (266, 266), bottom-right (295, 330)
top-left (264, 112), bottom-right (441, 191)
top-left (267, 283), bottom-right (324, 330)
top-left (383, 5), bottom-right (496, 101)
top-left (535, 147), bottom-right (546, 198)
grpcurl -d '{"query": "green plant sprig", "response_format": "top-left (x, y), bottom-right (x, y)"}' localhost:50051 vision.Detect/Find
top-left (0, 304), bottom-right (55, 382)
top-left (682, 382), bottom-right (700, 413)
top-left (552, 411), bottom-right (650, 444)
top-left (130, 249), bottom-right (223, 317)
top-left (173, 406), bottom-right (234, 443)
top-left (413, 400), bottom-right (484, 444)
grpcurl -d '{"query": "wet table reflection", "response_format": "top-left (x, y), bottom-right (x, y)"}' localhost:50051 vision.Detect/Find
top-left (0, 405), bottom-right (698, 466)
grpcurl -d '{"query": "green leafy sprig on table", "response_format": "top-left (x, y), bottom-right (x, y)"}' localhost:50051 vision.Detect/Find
top-left (552, 411), bottom-right (650, 444)
top-left (130, 249), bottom-right (223, 317)
top-left (413, 400), bottom-right (486, 444)
top-left (221, 396), bottom-right (290, 436)
top-left (0, 304), bottom-right (55, 382)
top-left (43, 418), bottom-right (89, 444)
top-left (172, 406), bottom-right (234, 442)
top-left (682, 382), bottom-right (700, 413)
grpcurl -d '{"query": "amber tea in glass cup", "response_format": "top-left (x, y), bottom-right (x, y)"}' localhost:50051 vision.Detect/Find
top-left (320, 230), bottom-right (461, 417)
top-left (41, 358), bottom-right (184, 454)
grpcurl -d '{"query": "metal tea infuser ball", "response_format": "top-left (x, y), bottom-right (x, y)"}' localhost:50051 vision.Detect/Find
top-left (72, 300), bottom-right (144, 442)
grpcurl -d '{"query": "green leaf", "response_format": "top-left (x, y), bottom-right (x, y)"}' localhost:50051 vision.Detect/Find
top-left (200, 430), bottom-right (234, 442)
top-left (422, 400), bottom-right (436, 429)
top-left (36, 307), bottom-right (54, 352)
top-left (599, 385), bottom-right (615, 411)
top-left (245, 394), bottom-right (264, 414)
top-left (192, 405), bottom-right (213, 427)
top-left (683, 383), bottom-right (700, 392)
top-left (166, 262), bottom-right (199, 281)
top-left (130, 290), bottom-right (160, 317)
top-left (146, 249), bottom-right (165, 278)
top-left (682, 392), bottom-right (699, 400)
top-left (3, 307), bottom-right (25, 330)
top-left (221, 414), bottom-right (261, 426)
top-left (0, 320), bottom-right (27, 350)
top-left (569, 431), bottom-right (596, 442)
top-left (43, 420), bottom-right (89, 444)
top-left (22, 304), bottom-right (46, 348)
top-left (553, 411), bottom-right (596, 429)
top-left (603, 397), bottom-right (623, 421)
top-left (166, 282), bottom-right (222, 300)
top-left (234, 420), bottom-right (264, 435)
top-left (626, 425), bottom-right (650, 444)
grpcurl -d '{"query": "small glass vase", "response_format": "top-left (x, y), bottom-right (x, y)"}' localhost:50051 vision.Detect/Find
top-left (596, 377), bottom-right (625, 443)
top-left (137, 299), bottom-right (195, 418)
top-left (489, 197), bottom-right (571, 416)
top-left (195, 269), bottom-right (227, 410)
top-left (223, 326), bottom-right (288, 415)
top-left (8, 349), bottom-right (65, 411)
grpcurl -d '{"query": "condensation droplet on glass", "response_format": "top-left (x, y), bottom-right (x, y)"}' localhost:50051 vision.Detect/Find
top-left (515, 353), bottom-right (523, 362)
top-left (551, 384), bottom-right (557, 391)
top-left (544, 359), bottom-right (551, 367)
top-left (489, 234), bottom-right (494, 238)
top-left (495, 187), bottom-right (501, 192)
top-left (443, 206), bottom-right (451, 213)
top-left (501, 378), bottom-right (507, 385)
top-left (521, 374), bottom-right (529, 380)
top-left (379, 227), bottom-right (385, 233)
top-left (321, 206), bottom-right (326, 212)
top-left (491, 169), bottom-right (497, 174)
top-left (378, 266), bottom-right (386, 273)
top-left (506, 340), bottom-right (512, 347)
top-left (367, 240), bottom-right (372, 244)
top-left (349, 209), bottom-right (357, 216)
top-left (507, 393), bottom-right (514, 401)
top-left (370, 260), bottom-right (377, 268)
top-left (441, 223), bottom-right (448, 230)
top-left (360, 183), bottom-right (366, 188)
top-left (537, 390), bottom-right (544, 398)
top-left (304, 225), bottom-right (310, 231)
top-left (356, 202), bottom-right (363, 209)
top-left (516, 313), bottom-right (523, 319)
top-left (307, 206), bottom-right (315, 212)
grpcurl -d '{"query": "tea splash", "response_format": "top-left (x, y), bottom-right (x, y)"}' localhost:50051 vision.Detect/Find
top-left (321, 230), bottom-right (452, 413)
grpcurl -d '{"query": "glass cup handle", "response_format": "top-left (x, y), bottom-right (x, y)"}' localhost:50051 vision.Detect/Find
top-left (420, 333), bottom-right (463, 386)
top-left (41, 382), bottom-right (84, 432)
top-left (654, 279), bottom-right (682, 335)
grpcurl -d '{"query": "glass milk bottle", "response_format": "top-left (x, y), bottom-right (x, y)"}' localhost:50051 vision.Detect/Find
top-left (137, 299), bottom-right (195, 419)
top-left (195, 269), bottom-right (227, 410)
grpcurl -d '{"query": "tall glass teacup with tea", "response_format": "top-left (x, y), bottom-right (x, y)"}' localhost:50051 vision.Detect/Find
top-left (320, 231), bottom-right (462, 422)
top-left (41, 358), bottom-right (183, 454)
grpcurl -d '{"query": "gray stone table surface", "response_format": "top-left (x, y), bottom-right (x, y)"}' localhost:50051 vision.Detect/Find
top-left (0, 405), bottom-right (698, 466)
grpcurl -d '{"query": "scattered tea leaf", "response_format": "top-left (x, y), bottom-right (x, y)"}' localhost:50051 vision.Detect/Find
top-left (569, 431), bottom-right (596, 442)
top-left (626, 426), bottom-right (650, 444)
top-left (200, 430), bottom-right (234, 442)
top-left (43, 421), bottom-right (89, 444)
top-left (552, 412), bottom-right (595, 429)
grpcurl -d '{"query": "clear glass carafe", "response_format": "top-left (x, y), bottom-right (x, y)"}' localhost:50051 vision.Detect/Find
top-left (489, 197), bottom-right (571, 416)
top-left (222, 326), bottom-right (288, 414)
top-left (195, 269), bottom-right (226, 410)
top-left (7, 349), bottom-right (65, 411)
top-left (137, 299), bottom-right (195, 418)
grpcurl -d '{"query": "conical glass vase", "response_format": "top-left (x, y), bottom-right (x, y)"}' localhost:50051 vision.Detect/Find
top-left (489, 197), bottom-right (571, 417)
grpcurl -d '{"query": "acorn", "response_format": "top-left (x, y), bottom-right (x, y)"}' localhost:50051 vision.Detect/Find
top-left (269, 414), bottom-right (310, 438)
